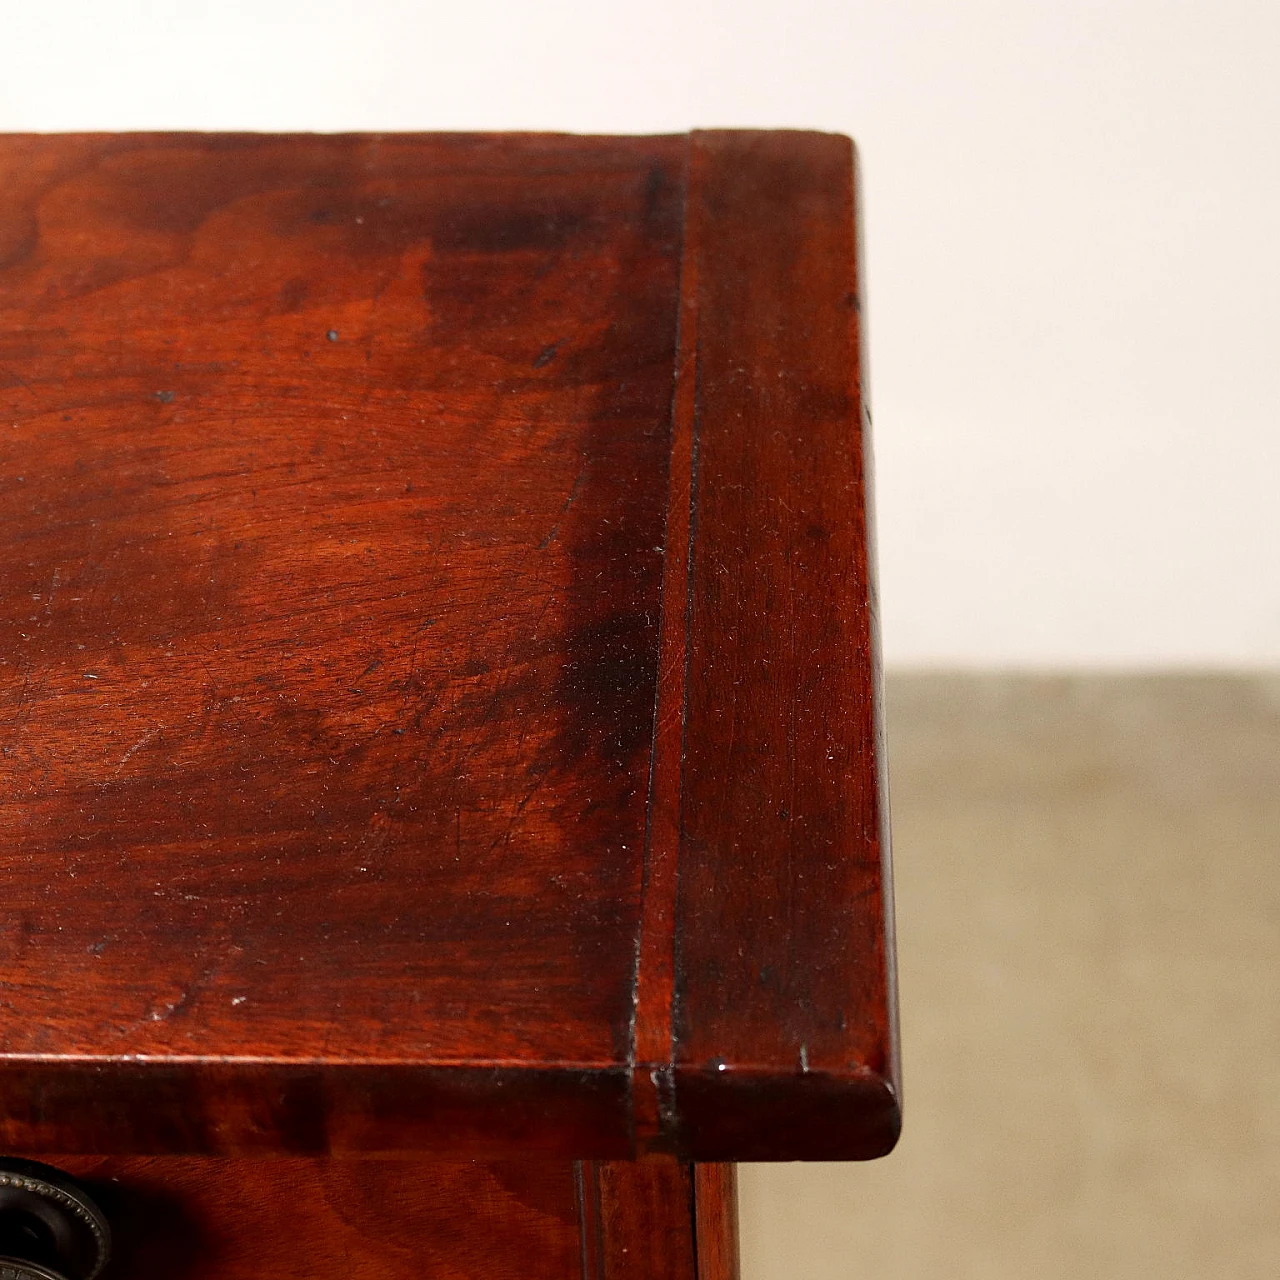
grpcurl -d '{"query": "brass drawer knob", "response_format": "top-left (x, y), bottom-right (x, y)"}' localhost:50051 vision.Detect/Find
top-left (0, 1162), bottom-right (110, 1280)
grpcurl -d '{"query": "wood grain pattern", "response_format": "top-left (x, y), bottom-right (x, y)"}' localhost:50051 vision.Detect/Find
top-left (39, 1155), bottom-right (714, 1279)
top-left (661, 132), bottom-right (899, 1160)
top-left (52, 1156), bottom-right (582, 1279)
top-left (693, 1164), bottom-right (739, 1280)
top-left (581, 1159), bottom-right (696, 1280)
top-left (0, 130), bottom-right (897, 1161)
top-left (0, 132), bottom-right (680, 1156)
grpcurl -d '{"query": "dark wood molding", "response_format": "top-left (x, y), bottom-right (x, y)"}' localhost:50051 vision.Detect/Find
top-left (651, 130), bottom-right (900, 1160)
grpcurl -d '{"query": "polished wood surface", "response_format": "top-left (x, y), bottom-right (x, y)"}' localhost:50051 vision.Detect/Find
top-left (0, 131), bottom-right (896, 1162)
top-left (55, 1157), bottom-right (582, 1279)
top-left (44, 1156), bottom-right (723, 1279)
top-left (693, 1165), bottom-right (739, 1280)
top-left (582, 1159), bottom-right (696, 1280)
top-left (661, 132), bottom-right (899, 1160)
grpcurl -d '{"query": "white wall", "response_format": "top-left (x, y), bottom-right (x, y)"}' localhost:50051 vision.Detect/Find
top-left (4, 1), bottom-right (1278, 666)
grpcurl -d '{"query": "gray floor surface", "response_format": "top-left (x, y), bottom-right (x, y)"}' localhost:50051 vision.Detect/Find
top-left (740, 673), bottom-right (1280, 1280)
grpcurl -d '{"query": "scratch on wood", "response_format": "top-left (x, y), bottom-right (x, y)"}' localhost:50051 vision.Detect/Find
top-left (115, 727), bottom-right (162, 773)
top-left (538, 463), bottom-right (589, 550)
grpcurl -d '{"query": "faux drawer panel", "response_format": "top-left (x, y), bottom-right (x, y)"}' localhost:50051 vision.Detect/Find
top-left (46, 1158), bottom-right (581, 1280)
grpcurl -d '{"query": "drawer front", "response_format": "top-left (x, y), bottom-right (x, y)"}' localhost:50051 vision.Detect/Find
top-left (50, 1158), bottom-right (580, 1280)
top-left (5, 1158), bottom-right (732, 1280)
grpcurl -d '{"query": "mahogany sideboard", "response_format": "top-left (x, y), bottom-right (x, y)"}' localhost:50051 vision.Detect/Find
top-left (0, 130), bottom-right (898, 1279)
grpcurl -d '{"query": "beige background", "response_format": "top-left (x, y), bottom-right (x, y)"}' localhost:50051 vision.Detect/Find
top-left (4, 0), bottom-right (1280, 665)
top-left (741, 674), bottom-right (1280, 1279)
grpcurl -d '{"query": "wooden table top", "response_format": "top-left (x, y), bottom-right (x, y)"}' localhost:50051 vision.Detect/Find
top-left (0, 130), bottom-right (897, 1162)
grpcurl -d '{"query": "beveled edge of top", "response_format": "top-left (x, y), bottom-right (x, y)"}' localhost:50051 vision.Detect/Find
top-left (629, 129), bottom-right (899, 1162)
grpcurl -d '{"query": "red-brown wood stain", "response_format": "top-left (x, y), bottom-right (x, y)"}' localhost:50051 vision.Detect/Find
top-left (0, 131), bottom-right (896, 1166)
